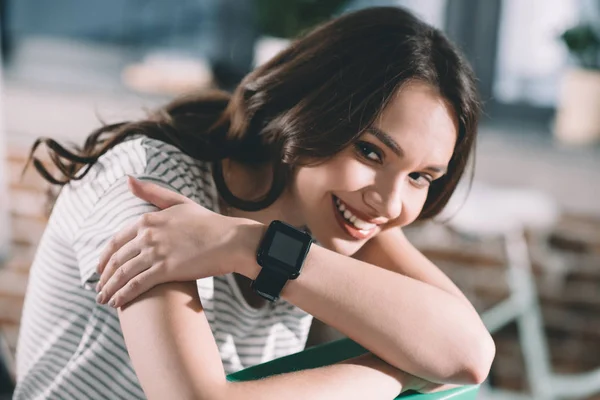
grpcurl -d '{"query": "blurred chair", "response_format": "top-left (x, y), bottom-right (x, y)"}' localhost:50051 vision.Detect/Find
top-left (444, 183), bottom-right (600, 400)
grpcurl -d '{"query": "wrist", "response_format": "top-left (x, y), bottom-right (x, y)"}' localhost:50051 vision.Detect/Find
top-left (231, 218), bottom-right (265, 280)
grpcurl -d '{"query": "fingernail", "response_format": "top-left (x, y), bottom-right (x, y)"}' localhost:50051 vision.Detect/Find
top-left (96, 291), bottom-right (104, 304)
top-left (108, 298), bottom-right (117, 308)
top-left (95, 282), bottom-right (102, 293)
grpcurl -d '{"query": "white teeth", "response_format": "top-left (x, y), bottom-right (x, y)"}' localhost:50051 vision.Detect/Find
top-left (353, 219), bottom-right (372, 230)
top-left (335, 198), bottom-right (376, 231)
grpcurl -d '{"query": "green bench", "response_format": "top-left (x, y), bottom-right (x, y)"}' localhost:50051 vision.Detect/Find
top-left (227, 338), bottom-right (479, 399)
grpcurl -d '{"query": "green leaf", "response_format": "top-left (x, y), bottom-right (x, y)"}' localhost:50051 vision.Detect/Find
top-left (256, 0), bottom-right (350, 39)
top-left (560, 23), bottom-right (600, 69)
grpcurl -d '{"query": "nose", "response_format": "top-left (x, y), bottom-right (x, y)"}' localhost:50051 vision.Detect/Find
top-left (363, 175), bottom-right (404, 220)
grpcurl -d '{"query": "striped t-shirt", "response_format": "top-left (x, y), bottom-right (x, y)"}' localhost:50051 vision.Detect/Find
top-left (14, 137), bottom-right (313, 399)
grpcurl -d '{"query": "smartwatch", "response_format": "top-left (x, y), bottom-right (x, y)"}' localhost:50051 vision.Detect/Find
top-left (251, 220), bottom-right (313, 302)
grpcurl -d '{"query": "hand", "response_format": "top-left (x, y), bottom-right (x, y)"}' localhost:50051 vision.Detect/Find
top-left (95, 176), bottom-right (257, 308)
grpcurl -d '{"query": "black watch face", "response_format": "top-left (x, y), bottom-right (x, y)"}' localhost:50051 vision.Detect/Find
top-left (258, 220), bottom-right (313, 278)
top-left (268, 231), bottom-right (305, 267)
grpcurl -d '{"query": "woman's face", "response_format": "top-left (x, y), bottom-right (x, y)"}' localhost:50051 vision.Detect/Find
top-left (289, 81), bottom-right (458, 256)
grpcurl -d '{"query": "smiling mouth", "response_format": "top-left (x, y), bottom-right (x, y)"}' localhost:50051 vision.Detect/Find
top-left (331, 195), bottom-right (378, 240)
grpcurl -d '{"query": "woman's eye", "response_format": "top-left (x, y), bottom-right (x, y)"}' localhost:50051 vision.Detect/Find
top-left (354, 141), bottom-right (383, 163)
top-left (409, 172), bottom-right (433, 188)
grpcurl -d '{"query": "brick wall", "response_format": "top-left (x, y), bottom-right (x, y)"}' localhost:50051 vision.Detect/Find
top-left (1, 143), bottom-right (599, 398)
top-left (0, 144), bottom-right (51, 359)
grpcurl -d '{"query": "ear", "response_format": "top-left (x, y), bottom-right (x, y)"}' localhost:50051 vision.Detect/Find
top-left (127, 176), bottom-right (193, 210)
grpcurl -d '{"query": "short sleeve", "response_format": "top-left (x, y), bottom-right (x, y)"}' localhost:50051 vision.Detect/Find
top-left (69, 137), bottom-right (218, 290)
top-left (71, 176), bottom-right (162, 288)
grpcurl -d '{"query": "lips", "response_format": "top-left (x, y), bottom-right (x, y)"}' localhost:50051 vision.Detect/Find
top-left (331, 195), bottom-right (378, 240)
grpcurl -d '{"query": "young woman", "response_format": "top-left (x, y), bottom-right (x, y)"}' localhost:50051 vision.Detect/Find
top-left (15, 6), bottom-right (494, 400)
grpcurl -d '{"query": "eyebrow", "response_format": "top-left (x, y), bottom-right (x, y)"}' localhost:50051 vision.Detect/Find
top-left (366, 127), bottom-right (448, 175)
top-left (367, 127), bottom-right (404, 157)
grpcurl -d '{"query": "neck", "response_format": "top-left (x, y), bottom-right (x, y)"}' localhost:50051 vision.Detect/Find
top-left (218, 159), bottom-right (302, 310)
top-left (219, 159), bottom-right (303, 228)
top-left (224, 195), bottom-right (291, 226)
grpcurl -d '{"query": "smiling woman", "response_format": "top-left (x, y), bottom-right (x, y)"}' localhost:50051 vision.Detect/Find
top-left (290, 81), bottom-right (459, 254)
top-left (15, 6), bottom-right (491, 400)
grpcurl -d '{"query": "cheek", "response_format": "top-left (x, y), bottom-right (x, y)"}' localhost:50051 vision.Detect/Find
top-left (325, 157), bottom-right (375, 191)
top-left (297, 158), bottom-right (374, 195)
top-left (396, 189), bottom-right (429, 227)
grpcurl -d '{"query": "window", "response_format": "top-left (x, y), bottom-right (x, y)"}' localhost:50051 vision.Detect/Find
top-left (494, 0), bottom-right (579, 107)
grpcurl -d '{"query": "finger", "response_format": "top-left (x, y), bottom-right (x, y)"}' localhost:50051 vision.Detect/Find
top-left (97, 251), bottom-right (150, 304)
top-left (127, 176), bottom-right (193, 209)
top-left (96, 221), bottom-right (140, 276)
top-left (97, 236), bottom-right (143, 293)
top-left (107, 268), bottom-right (159, 308)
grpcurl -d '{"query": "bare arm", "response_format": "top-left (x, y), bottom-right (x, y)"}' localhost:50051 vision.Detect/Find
top-left (306, 318), bottom-right (345, 348)
top-left (119, 281), bottom-right (418, 400)
top-left (353, 228), bottom-right (475, 309)
top-left (307, 319), bottom-right (463, 395)
top-left (355, 228), bottom-right (491, 394)
top-left (236, 224), bottom-right (494, 386)
top-left (97, 179), bottom-right (492, 390)
top-left (305, 227), bottom-right (491, 392)
top-left (307, 226), bottom-right (475, 349)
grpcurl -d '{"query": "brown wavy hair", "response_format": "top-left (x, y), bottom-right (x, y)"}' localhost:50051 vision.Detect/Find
top-left (26, 6), bottom-right (480, 219)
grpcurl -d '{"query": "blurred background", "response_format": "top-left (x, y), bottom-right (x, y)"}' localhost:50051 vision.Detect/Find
top-left (0, 0), bottom-right (599, 399)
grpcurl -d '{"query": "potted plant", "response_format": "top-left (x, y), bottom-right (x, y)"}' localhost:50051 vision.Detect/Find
top-left (253, 0), bottom-right (349, 66)
top-left (554, 23), bottom-right (600, 145)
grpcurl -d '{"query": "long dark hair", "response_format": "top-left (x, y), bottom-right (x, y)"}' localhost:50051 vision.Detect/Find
top-left (27, 6), bottom-right (480, 219)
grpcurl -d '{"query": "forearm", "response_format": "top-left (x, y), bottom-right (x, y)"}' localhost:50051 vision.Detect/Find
top-left (225, 353), bottom-right (413, 400)
top-left (120, 282), bottom-right (413, 400)
top-left (305, 321), bottom-right (463, 394)
top-left (228, 355), bottom-right (464, 400)
top-left (353, 229), bottom-right (476, 311)
top-left (236, 225), bottom-right (493, 385)
top-left (413, 382), bottom-right (461, 395)
top-left (288, 246), bottom-right (490, 384)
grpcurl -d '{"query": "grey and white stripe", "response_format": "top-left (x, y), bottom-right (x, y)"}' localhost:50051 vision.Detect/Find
top-left (14, 137), bottom-right (312, 399)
